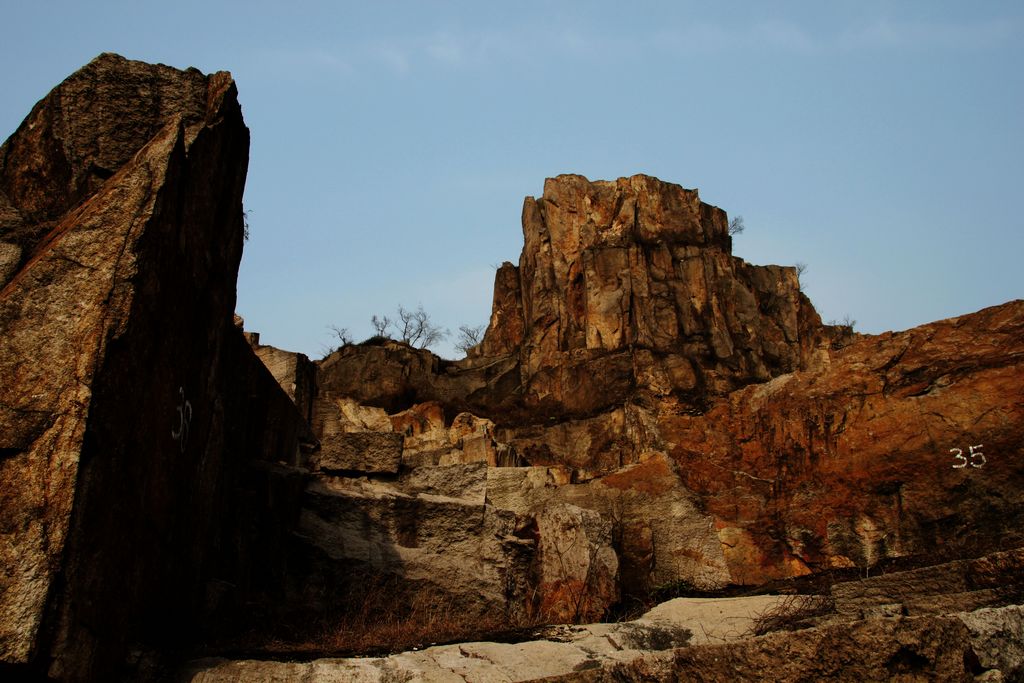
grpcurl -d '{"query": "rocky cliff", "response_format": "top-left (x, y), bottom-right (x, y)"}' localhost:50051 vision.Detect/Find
top-left (478, 174), bottom-right (828, 418)
top-left (1, 55), bottom-right (1021, 682)
top-left (312, 175), bottom-right (1023, 596)
top-left (0, 55), bottom-right (311, 681)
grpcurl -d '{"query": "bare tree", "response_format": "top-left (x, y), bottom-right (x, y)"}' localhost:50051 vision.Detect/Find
top-left (321, 324), bottom-right (353, 357)
top-left (792, 262), bottom-right (808, 292)
top-left (371, 314), bottom-right (392, 337)
top-left (367, 305), bottom-right (448, 350)
top-left (728, 215), bottom-right (745, 236)
top-left (455, 324), bottom-right (485, 355)
top-left (395, 304), bottom-right (448, 349)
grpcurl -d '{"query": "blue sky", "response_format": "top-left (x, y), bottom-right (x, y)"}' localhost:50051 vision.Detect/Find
top-left (2, 2), bottom-right (1021, 358)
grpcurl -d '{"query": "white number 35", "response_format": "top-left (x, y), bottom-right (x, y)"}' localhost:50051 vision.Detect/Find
top-left (951, 444), bottom-right (985, 469)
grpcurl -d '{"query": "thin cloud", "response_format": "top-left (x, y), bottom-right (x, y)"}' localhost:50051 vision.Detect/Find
top-left (373, 44), bottom-right (411, 74)
top-left (838, 18), bottom-right (1019, 51)
top-left (654, 21), bottom-right (819, 55)
top-left (424, 31), bottom-right (465, 66)
top-left (258, 15), bottom-right (1020, 81)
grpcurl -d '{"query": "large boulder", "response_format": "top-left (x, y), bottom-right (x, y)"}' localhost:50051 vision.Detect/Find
top-left (0, 54), bottom-right (310, 681)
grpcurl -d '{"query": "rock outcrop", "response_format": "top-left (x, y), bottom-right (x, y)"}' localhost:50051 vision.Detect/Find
top-left (312, 174), bottom-right (1023, 590)
top-left (3, 54), bottom-right (1022, 682)
top-left (242, 172), bottom-right (1024, 674)
top-left (659, 300), bottom-right (1024, 582)
top-left (0, 54), bottom-right (309, 681)
top-left (477, 175), bottom-right (829, 419)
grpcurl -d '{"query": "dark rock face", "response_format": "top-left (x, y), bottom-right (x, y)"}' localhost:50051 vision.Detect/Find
top-left (314, 432), bottom-right (404, 473)
top-left (0, 54), bottom-right (309, 681)
top-left (251, 341), bottom-right (317, 426)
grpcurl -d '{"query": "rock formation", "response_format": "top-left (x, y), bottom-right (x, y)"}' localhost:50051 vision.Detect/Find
top-left (1, 54), bottom-right (1021, 681)
top-left (310, 174), bottom-right (1023, 597)
top-left (0, 54), bottom-right (311, 681)
top-left (185, 548), bottom-right (1024, 681)
top-left (477, 174), bottom-right (828, 418)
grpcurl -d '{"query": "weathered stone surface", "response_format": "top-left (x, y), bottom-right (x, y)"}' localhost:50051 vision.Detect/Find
top-left (829, 547), bottom-right (1024, 619)
top-left (297, 467), bottom-right (535, 621)
top-left (0, 53), bottom-right (247, 677)
top-left (313, 394), bottom-right (393, 436)
top-left (658, 300), bottom-right (1024, 581)
top-left (182, 559), bottom-right (1024, 682)
top-left (478, 261), bottom-right (526, 358)
top-left (487, 455), bottom-right (730, 594)
top-left (0, 241), bottom-right (20, 286)
top-left (667, 611), bottom-right (989, 683)
top-left (313, 431), bottom-right (404, 474)
top-left (294, 458), bottom-right (621, 624)
top-left (310, 174), bottom-right (837, 444)
top-left (7, 53), bottom-right (1022, 679)
top-left (476, 174), bottom-right (830, 420)
top-left (181, 595), bottom-right (781, 682)
top-left (494, 403), bottom-right (663, 479)
top-left (390, 400), bottom-right (452, 460)
top-left (0, 54), bottom-right (217, 259)
top-left (532, 504), bottom-right (619, 623)
top-left (252, 342), bottom-right (317, 425)
top-left (316, 338), bottom-right (525, 423)
top-left (960, 605), bottom-right (1024, 681)
top-left (0, 54), bottom-right (311, 681)
top-left (317, 340), bottom-right (457, 414)
top-left (310, 175), bottom-right (1023, 598)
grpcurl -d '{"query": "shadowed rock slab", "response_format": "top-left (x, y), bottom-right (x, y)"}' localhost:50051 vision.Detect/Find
top-left (314, 432), bottom-right (404, 474)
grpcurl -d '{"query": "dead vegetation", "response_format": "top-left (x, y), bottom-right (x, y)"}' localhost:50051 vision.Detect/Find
top-left (749, 593), bottom-right (836, 636)
top-left (207, 574), bottom-right (519, 658)
top-left (305, 589), bottom-right (506, 655)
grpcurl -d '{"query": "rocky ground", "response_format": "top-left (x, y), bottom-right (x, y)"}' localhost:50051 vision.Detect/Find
top-left (184, 549), bottom-right (1024, 681)
top-left (1, 54), bottom-right (1021, 682)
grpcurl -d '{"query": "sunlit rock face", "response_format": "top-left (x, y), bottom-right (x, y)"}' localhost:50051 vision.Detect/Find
top-left (315, 173), bottom-right (1024, 590)
top-left (478, 173), bottom-right (830, 420)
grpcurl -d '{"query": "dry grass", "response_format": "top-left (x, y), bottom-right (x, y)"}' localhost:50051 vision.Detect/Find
top-left (213, 573), bottom-right (524, 658)
top-left (305, 585), bottom-right (510, 655)
top-left (750, 594), bottom-right (836, 636)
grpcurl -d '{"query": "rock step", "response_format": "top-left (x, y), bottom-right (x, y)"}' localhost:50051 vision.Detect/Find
top-left (182, 600), bottom-right (1024, 682)
top-left (830, 547), bottom-right (1024, 618)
